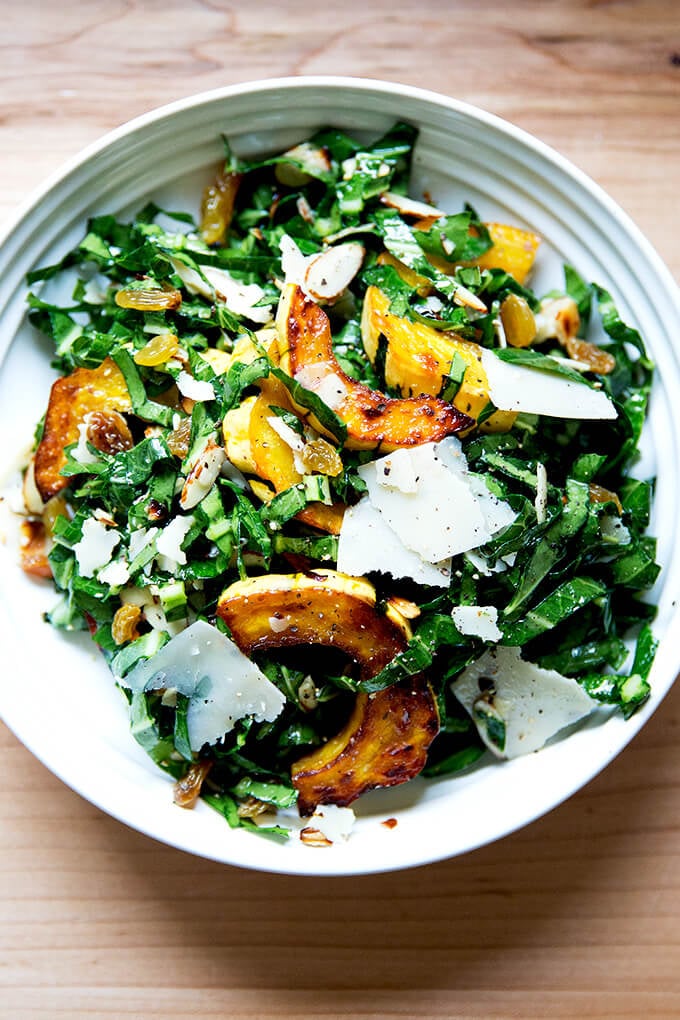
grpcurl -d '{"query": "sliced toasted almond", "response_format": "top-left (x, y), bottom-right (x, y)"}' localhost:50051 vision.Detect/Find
top-left (453, 282), bottom-right (488, 313)
top-left (380, 191), bottom-right (446, 219)
top-left (386, 595), bottom-right (421, 620)
top-left (22, 459), bottom-right (45, 516)
top-left (180, 439), bottom-right (226, 510)
top-left (535, 296), bottom-right (580, 344)
top-left (275, 143), bottom-right (331, 187)
top-left (304, 242), bottom-right (365, 303)
top-left (296, 195), bottom-right (315, 224)
top-left (300, 826), bottom-right (333, 847)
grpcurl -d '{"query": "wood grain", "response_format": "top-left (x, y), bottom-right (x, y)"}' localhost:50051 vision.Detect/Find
top-left (1, 1), bottom-right (680, 1017)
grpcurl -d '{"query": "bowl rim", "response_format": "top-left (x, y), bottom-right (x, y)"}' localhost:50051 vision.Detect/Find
top-left (2, 75), bottom-right (680, 876)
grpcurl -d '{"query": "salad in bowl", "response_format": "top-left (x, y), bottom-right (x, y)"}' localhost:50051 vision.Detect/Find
top-left (15, 119), bottom-right (659, 846)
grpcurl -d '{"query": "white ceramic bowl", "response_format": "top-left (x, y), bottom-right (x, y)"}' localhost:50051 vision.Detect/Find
top-left (1, 77), bottom-right (679, 876)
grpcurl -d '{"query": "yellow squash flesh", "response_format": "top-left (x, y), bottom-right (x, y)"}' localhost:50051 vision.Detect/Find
top-left (248, 380), bottom-right (345, 535)
top-left (361, 286), bottom-right (516, 433)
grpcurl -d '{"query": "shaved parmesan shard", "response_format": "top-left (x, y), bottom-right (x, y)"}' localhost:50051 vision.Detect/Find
top-left (479, 348), bottom-right (617, 420)
top-left (266, 416), bottom-right (305, 452)
top-left (72, 418), bottom-right (100, 465)
top-left (266, 415), bottom-right (306, 474)
top-left (293, 363), bottom-right (349, 410)
top-left (74, 517), bottom-right (120, 578)
top-left (358, 438), bottom-right (515, 563)
top-left (176, 371), bottom-right (216, 403)
top-left (451, 605), bottom-right (503, 642)
top-left (337, 496), bottom-right (451, 587)
top-left (98, 558), bottom-right (131, 589)
top-left (452, 645), bottom-right (595, 758)
top-left (308, 804), bottom-right (356, 843)
top-left (129, 526), bottom-right (158, 562)
top-left (373, 448), bottom-right (418, 494)
top-left (279, 234), bottom-right (309, 286)
top-left (171, 259), bottom-right (272, 324)
top-left (123, 620), bottom-right (285, 751)
top-left (155, 515), bottom-right (194, 571)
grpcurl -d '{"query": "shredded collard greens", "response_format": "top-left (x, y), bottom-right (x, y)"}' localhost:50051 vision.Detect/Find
top-left (20, 122), bottom-right (659, 841)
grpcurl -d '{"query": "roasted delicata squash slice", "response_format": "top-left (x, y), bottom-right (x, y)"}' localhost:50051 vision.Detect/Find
top-left (217, 569), bottom-right (439, 815)
top-left (248, 381), bottom-right (346, 535)
top-left (276, 283), bottom-right (472, 451)
top-left (361, 286), bottom-right (517, 433)
top-left (222, 378), bottom-right (345, 535)
top-left (34, 357), bottom-right (132, 500)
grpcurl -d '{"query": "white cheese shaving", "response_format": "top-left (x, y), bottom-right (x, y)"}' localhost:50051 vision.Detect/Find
top-left (123, 620), bottom-right (285, 751)
top-left (266, 415), bottom-right (307, 473)
top-left (155, 515), bottom-right (194, 572)
top-left (308, 804), bottom-right (356, 843)
top-left (293, 363), bottom-right (348, 411)
top-left (81, 274), bottom-right (110, 305)
top-left (73, 517), bottom-right (120, 578)
top-left (97, 558), bottom-right (131, 588)
top-left (479, 348), bottom-right (617, 420)
top-left (336, 495), bottom-right (451, 587)
top-left (279, 234), bottom-right (309, 286)
top-left (452, 645), bottom-right (595, 759)
top-left (372, 449), bottom-right (418, 493)
top-left (71, 418), bottom-right (99, 466)
top-left (143, 601), bottom-right (188, 637)
top-left (358, 438), bottom-right (515, 563)
top-left (171, 259), bottom-right (272, 324)
top-left (451, 605), bottom-right (503, 642)
top-left (176, 371), bottom-right (216, 403)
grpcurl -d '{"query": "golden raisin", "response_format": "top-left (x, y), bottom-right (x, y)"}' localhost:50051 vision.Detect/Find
top-left (237, 796), bottom-right (271, 820)
top-left (200, 170), bottom-right (242, 246)
top-left (115, 287), bottom-right (182, 312)
top-left (300, 438), bottom-right (343, 477)
top-left (565, 336), bottom-right (616, 375)
top-left (87, 410), bottom-right (133, 455)
top-left (589, 483), bottom-right (623, 515)
top-left (500, 293), bottom-right (537, 348)
top-left (134, 333), bottom-right (181, 367)
top-left (167, 416), bottom-right (192, 458)
top-left (111, 604), bottom-right (142, 646)
top-left (173, 760), bottom-right (213, 809)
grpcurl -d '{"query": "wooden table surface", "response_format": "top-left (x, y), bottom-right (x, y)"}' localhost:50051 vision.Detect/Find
top-left (2, 2), bottom-right (679, 1017)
